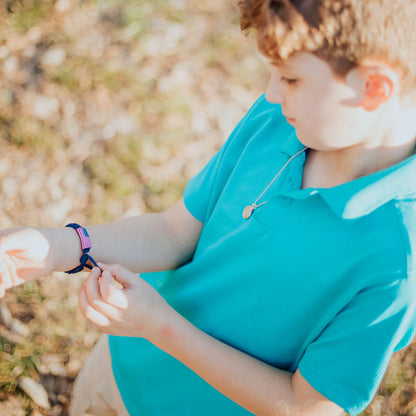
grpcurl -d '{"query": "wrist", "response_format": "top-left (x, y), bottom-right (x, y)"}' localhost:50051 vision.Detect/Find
top-left (153, 309), bottom-right (197, 355)
top-left (44, 227), bottom-right (83, 272)
top-left (64, 223), bottom-right (102, 274)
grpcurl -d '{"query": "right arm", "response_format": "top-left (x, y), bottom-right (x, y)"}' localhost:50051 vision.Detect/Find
top-left (0, 197), bottom-right (203, 295)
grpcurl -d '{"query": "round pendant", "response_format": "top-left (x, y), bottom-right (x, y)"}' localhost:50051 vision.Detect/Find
top-left (243, 205), bottom-right (254, 219)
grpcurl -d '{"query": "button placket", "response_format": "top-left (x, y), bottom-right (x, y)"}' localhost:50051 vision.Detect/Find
top-left (278, 195), bottom-right (292, 207)
top-left (242, 146), bottom-right (308, 219)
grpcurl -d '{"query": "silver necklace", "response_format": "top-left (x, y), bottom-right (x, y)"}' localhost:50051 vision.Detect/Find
top-left (242, 146), bottom-right (309, 219)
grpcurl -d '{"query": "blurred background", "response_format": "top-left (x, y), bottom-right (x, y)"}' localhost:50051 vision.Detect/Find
top-left (0, 1), bottom-right (415, 415)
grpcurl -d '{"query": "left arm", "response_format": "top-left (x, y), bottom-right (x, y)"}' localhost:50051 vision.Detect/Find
top-left (79, 264), bottom-right (344, 416)
top-left (155, 311), bottom-right (343, 416)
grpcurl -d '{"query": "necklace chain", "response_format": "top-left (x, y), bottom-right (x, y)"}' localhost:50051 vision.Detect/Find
top-left (242, 146), bottom-right (309, 219)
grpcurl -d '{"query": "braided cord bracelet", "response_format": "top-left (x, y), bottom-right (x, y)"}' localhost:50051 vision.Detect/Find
top-left (64, 223), bottom-right (102, 274)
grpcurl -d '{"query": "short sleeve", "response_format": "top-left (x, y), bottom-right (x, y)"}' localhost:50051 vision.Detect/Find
top-left (183, 94), bottom-right (269, 222)
top-left (298, 275), bottom-right (416, 416)
top-left (183, 137), bottom-right (235, 223)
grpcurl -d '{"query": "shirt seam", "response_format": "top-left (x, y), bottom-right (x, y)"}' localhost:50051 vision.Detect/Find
top-left (188, 94), bottom-right (269, 224)
top-left (392, 199), bottom-right (412, 279)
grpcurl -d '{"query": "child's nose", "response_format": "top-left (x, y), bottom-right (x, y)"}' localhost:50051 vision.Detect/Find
top-left (265, 69), bottom-right (286, 105)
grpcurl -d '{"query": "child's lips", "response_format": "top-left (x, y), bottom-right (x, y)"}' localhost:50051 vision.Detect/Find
top-left (283, 113), bottom-right (295, 123)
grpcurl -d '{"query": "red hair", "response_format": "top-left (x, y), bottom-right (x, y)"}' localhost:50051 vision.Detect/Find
top-left (239, 0), bottom-right (416, 97)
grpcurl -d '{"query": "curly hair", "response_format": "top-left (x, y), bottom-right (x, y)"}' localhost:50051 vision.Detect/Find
top-left (239, 0), bottom-right (416, 97)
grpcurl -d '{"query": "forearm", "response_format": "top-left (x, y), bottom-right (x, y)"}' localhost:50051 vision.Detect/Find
top-left (155, 314), bottom-right (299, 416)
top-left (89, 213), bottom-right (189, 272)
top-left (42, 213), bottom-right (188, 273)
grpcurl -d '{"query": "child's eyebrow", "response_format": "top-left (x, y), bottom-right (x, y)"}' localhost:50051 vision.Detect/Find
top-left (276, 61), bottom-right (294, 72)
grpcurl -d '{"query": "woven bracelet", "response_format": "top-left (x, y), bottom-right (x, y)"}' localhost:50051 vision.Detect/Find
top-left (64, 223), bottom-right (101, 274)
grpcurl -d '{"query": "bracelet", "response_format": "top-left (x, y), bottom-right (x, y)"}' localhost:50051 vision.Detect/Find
top-left (64, 223), bottom-right (101, 274)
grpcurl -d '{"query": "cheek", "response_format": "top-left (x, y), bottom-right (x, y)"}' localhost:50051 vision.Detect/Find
top-left (303, 85), bottom-right (350, 127)
top-left (308, 109), bottom-right (361, 149)
top-left (293, 96), bottom-right (350, 147)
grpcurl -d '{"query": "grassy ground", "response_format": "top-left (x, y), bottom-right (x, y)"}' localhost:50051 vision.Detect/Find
top-left (0, 1), bottom-right (415, 415)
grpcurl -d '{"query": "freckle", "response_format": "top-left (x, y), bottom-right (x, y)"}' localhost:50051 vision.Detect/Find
top-left (161, 326), bottom-right (175, 338)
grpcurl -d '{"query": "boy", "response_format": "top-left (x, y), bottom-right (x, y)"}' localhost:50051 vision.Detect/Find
top-left (1, 0), bottom-right (416, 415)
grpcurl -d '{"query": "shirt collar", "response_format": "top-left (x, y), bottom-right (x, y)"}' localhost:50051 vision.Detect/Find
top-left (279, 127), bottom-right (416, 222)
top-left (279, 130), bottom-right (306, 156)
top-left (317, 150), bottom-right (416, 221)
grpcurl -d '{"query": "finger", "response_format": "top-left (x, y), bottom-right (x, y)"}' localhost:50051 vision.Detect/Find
top-left (97, 263), bottom-right (126, 289)
top-left (97, 263), bottom-right (134, 288)
top-left (84, 269), bottom-right (121, 318)
top-left (84, 268), bottom-right (103, 305)
top-left (0, 255), bottom-right (13, 289)
top-left (3, 253), bottom-right (26, 287)
top-left (100, 270), bottom-right (128, 310)
top-left (0, 259), bottom-right (7, 288)
top-left (89, 266), bottom-right (102, 279)
top-left (79, 285), bottom-right (111, 327)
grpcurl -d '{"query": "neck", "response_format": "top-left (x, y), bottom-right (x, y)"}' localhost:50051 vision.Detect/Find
top-left (302, 103), bottom-right (416, 188)
top-left (308, 105), bottom-right (416, 183)
top-left (314, 141), bottom-right (415, 182)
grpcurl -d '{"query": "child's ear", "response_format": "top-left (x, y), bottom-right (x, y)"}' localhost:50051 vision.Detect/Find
top-left (345, 61), bottom-right (399, 111)
top-left (358, 62), bottom-right (400, 111)
top-left (359, 72), bottom-right (394, 111)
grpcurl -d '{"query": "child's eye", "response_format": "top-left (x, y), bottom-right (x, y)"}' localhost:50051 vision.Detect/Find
top-left (280, 77), bottom-right (298, 86)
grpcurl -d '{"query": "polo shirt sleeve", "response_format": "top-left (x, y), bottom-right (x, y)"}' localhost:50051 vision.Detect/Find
top-left (297, 274), bottom-right (416, 416)
top-left (183, 94), bottom-right (269, 222)
top-left (183, 136), bottom-right (237, 223)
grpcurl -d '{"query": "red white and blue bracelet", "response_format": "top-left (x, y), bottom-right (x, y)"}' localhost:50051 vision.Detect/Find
top-left (64, 223), bottom-right (102, 274)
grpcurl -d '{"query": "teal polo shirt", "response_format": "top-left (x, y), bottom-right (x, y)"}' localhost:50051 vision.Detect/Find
top-left (109, 95), bottom-right (416, 416)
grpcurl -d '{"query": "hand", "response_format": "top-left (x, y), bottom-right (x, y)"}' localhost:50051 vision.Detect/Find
top-left (0, 227), bottom-right (53, 298)
top-left (79, 263), bottom-right (177, 342)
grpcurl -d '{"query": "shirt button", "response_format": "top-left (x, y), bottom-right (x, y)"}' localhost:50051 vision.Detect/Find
top-left (278, 195), bottom-right (292, 207)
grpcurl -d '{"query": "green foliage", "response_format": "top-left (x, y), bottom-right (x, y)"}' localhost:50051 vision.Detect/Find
top-left (16, 281), bottom-right (44, 305)
top-left (84, 153), bottom-right (137, 198)
top-left (0, 337), bottom-right (41, 393)
top-left (51, 66), bottom-right (79, 90)
top-left (382, 368), bottom-right (408, 395)
top-left (9, 120), bottom-right (68, 155)
top-left (6, 0), bottom-right (57, 33)
top-left (111, 135), bottom-right (143, 171)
